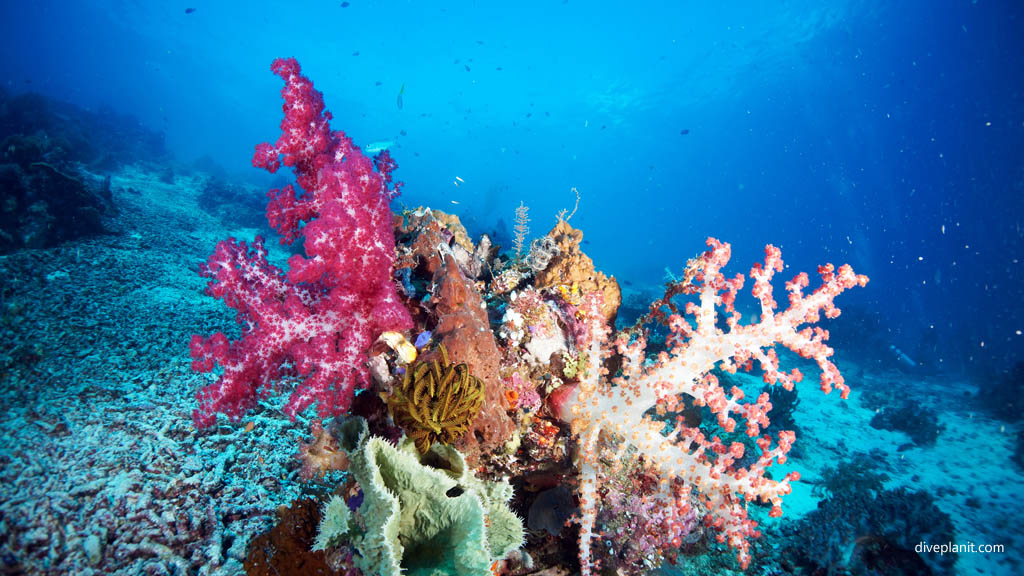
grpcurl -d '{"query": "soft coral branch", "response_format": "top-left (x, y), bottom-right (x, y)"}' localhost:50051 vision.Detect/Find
top-left (551, 237), bottom-right (868, 573)
top-left (190, 58), bottom-right (412, 428)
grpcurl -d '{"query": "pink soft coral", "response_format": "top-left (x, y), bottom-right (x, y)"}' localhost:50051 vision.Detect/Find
top-left (190, 58), bottom-right (412, 428)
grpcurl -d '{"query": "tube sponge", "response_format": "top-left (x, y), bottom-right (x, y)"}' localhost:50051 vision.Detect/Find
top-left (323, 416), bottom-right (524, 576)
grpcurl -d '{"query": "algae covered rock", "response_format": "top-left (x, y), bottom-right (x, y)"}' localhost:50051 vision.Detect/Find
top-left (319, 416), bottom-right (524, 576)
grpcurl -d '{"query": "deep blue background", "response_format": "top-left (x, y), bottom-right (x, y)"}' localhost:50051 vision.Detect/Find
top-left (2, 1), bottom-right (1021, 376)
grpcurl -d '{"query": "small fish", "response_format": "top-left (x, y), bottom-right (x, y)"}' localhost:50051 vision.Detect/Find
top-left (399, 129), bottom-right (407, 136)
top-left (397, 83), bottom-right (404, 109)
top-left (352, 51), bottom-right (360, 56)
top-left (455, 176), bottom-right (465, 184)
top-left (341, 1), bottom-right (350, 6)
top-left (451, 200), bottom-right (460, 204)
top-left (375, 81), bottom-right (382, 86)
top-left (464, 64), bottom-right (471, 72)
top-left (185, 7), bottom-right (196, 13)
top-left (364, 140), bottom-right (395, 154)
top-left (680, 128), bottom-right (690, 135)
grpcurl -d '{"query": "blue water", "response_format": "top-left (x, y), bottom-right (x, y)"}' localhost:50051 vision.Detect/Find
top-left (4, 1), bottom-right (1020, 371)
top-left (2, 1), bottom-right (1022, 574)
top-left (7, 1), bottom-right (1019, 373)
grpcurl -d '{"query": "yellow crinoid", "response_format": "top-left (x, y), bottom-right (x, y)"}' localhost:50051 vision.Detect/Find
top-left (387, 343), bottom-right (485, 454)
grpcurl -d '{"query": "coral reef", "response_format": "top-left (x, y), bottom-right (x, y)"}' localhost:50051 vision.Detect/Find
top-left (870, 399), bottom-right (944, 446)
top-left (788, 478), bottom-right (958, 575)
top-left (0, 57), bottom-right (1008, 574)
top-left (977, 360), bottom-right (1024, 422)
top-left (181, 58), bottom-right (874, 576)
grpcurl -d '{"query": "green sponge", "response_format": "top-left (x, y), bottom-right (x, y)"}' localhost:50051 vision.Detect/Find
top-left (312, 495), bottom-right (351, 552)
top-left (319, 416), bottom-right (524, 576)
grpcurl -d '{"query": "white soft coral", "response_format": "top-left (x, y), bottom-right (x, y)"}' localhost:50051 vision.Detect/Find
top-left (550, 237), bottom-right (868, 574)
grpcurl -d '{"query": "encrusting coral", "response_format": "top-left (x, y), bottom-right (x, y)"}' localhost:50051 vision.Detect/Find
top-left (532, 220), bottom-right (621, 324)
top-left (386, 343), bottom-right (485, 454)
top-left (431, 208), bottom-right (475, 254)
top-left (315, 416), bottom-right (524, 576)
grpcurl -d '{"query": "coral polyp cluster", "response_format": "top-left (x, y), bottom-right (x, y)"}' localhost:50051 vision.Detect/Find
top-left (387, 344), bottom-right (485, 454)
